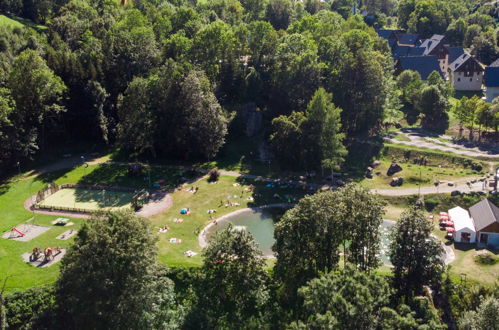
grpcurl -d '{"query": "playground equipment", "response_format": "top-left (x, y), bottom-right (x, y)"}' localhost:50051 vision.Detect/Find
top-left (30, 247), bottom-right (42, 261)
top-left (10, 227), bottom-right (25, 238)
top-left (43, 247), bottom-right (62, 262)
top-left (9, 217), bottom-right (37, 238)
top-left (131, 189), bottom-right (150, 211)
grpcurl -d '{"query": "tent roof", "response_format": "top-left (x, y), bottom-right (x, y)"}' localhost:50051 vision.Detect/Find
top-left (448, 206), bottom-right (475, 232)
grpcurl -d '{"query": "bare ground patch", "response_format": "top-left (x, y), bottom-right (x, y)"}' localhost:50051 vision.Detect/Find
top-left (22, 248), bottom-right (67, 268)
top-left (2, 225), bottom-right (50, 242)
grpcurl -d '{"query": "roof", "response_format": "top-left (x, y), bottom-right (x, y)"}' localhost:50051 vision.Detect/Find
top-left (397, 33), bottom-right (420, 46)
top-left (469, 199), bottom-right (499, 231)
top-left (489, 58), bottom-right (499, 67)
top-left (396, 56), bottom-right (443, 80)
top-left (449, 53), bottom-right (483, 72)
top-left (376, 29), bottom-right (397, 40)
top-left (392, 45), bottom-right (425, 60)
top-left (420, 35), bottom-right (446, 55)
top-left (447, 46), bottom-right (465, 64)
top-left (449, 206), bottom-right (475, 232)
top-left (485, 67), bottom-right (499, 87)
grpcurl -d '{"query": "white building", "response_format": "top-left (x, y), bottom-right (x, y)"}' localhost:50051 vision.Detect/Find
top-left (449, 206), bottom-right (476, 243)
top-left (448, 53), bottom-right (484, 91)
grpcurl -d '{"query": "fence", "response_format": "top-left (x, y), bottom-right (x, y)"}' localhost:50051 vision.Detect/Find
top-left (34, 183), bottom-right (137, 214)
top-left (35, 183), bottom-right (61, 203)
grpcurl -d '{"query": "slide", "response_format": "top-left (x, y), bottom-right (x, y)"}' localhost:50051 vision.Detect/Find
top-left (12, 227), bottom-right (25, 237)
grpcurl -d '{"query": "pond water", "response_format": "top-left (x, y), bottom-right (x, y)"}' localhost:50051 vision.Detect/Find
top-left (204, 208), bottom-right (283, 256)
top-left (204, 208), bottom-right (397, 263)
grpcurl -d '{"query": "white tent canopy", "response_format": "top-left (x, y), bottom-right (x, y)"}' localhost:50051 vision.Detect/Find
top-left (449, 206), bottom-right (476, 243)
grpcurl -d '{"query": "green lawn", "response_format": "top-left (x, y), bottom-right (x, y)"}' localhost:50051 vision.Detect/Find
top-left (359, 158), bottom-right (483, 190)
top-left (0, 163), bottom-right (306, 292)
top-left (150, 174), bottom-right (305, 267)
top-left (0, 15), bottom-right (24, 28)
top-left (0, 14), bottom-right (47, 32)
top-left (0, 174), bottom-right (85, 293)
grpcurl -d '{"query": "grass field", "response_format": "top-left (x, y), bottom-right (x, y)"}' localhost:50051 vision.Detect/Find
top-left (38, 188), bottom-right (134, 212)
top-left (151, 174), bottom-right (306, 267)
top-left (0, 14), bottom-right (47, 32)
top-left (0, 153), bottom-right (497, 293)
top-left (0, 15), bottom-right (25, 28)
top-left (359, 158), bottom-right (484, 190)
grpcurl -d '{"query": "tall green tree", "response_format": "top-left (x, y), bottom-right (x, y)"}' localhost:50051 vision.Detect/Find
top-left (270, 112), bottom-right (305, 169)
top-left (301, 88), bottom-right (347, 173)
top-left (56, 211), bottom-right (182, 329)
top-left (459, 296), bottom-right (499, 330)
top-left (389, 207), bottom-right (445, 298)
top-left (418, 84), bottom-right (449, 133)
top-left (338, 184), bottom-right (385, 271)
top-left (172, 70), bottom-right (229, 159)
top-left (274, 185), bottom-right (385, 302)
top-left (7, 49), bottom-right (66, 156)
top-left (290, 267), bottom-right (394, 329)
top-left (198, 225), bottom-right (270, 329)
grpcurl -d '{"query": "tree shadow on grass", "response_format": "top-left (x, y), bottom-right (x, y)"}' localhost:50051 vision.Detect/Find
top-left (343, 138), bottom-right (384, 182)
top-left (34, 166), bottom-right (78, 184)
top-left (0, 181), bottom-right (10, 196)
top-left (235, 176), bottom-right (312, 209)
top-left (73, 189), bottom-right (135, 209)
top-left (78, 164), bottom-right (203, 192)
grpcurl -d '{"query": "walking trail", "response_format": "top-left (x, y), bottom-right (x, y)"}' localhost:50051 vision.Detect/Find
top-left (27, 151), bottom-right (494, 218)
top-left (386, 129), bottom-right (499, 160)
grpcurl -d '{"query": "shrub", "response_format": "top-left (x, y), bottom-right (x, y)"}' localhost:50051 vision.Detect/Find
top-left (474, 253), bottom-right (497, 265)
top-left (424, 197), bottom-right (439, 211)
top-left (208, 168), bottom-right (220, 182)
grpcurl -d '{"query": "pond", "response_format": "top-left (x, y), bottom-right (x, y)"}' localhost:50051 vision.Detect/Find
top-left (201, 207), bottom-right (397, 264)
top-left (202, 207), bottom-right (285, 257)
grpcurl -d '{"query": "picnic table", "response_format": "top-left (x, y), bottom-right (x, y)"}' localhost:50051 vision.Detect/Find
top-left (55, 218), bottom-right (69, 225)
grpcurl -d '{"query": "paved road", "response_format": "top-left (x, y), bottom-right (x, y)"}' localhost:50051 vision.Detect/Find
top-left (387, 131), bottom-right (499, 160)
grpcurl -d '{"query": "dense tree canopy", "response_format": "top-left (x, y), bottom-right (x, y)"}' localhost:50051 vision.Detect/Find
top-left (56, 211), bottom-right (182, 329)
top-left (273, 184), bottom-right (385, 303)
top-left (389, 207), bottom-right (445, 298)
top-left (196, 225), bottom-right (270, 328)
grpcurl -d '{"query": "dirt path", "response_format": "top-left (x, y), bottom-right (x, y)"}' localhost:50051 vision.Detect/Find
top-left (136, 190), bottom-right (173, 218)
top-left (387, 130), bottom-right (499, 159)
top-left (373, 179), bottom-right (490, 196)
top-left (29, 155), bottom-right (495, 209)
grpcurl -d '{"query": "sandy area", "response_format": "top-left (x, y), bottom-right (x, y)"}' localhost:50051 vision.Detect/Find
top-left (56, 230), bottom-right (78, 240)
top-left (2, 225), bottom-right (50, 242)
top-left (22, 248), bottom-right (66, 268)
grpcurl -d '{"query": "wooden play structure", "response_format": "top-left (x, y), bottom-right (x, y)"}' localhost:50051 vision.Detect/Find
top-left (30, 246), bottom-right (62, 262)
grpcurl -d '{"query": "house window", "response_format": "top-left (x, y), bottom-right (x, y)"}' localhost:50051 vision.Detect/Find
top-left (458, 78), bottom-right (461, 82)
top-left (461, 232), bottom-right (471, 243)
top-left (470, 78), bottom-right (472, 82)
